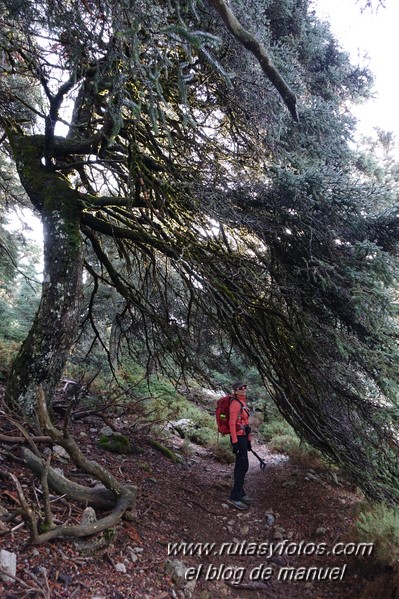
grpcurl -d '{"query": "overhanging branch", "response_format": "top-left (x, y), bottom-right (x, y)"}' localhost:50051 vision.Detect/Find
top-left (208, 0), bottom-right (299, 121)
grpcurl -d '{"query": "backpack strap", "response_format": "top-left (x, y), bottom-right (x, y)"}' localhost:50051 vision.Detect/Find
top-left (230, 396), bottom-right (244, 410)
top-left (230, 397), bottom-right (250, 434)
top-left (229, 396), bottom-right (244, 423)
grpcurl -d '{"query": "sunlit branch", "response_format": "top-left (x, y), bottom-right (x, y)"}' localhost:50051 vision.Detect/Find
top-left (208, 0), bottom-right (299, 121)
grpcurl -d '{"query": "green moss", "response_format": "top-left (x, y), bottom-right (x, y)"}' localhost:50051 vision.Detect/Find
top-left (148, 439), bottom-right (183, 463)
top-left (39, 520), bottom-right (54, 533)
top-left (99, 433), bottom-right (144, 454)
top-left (7, 128), bottom-right (82, 253)
top-left (138, 461), bottom-right (153, 472)
top-left (103, 528), bottom-right (116, 542)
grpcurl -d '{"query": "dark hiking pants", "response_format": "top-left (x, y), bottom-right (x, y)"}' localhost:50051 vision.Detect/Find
top-left (230, 435), bottom-right (249, 501)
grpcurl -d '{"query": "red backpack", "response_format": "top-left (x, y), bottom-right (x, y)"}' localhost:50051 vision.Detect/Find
top-left (216, 395), bottom-right (243, 435)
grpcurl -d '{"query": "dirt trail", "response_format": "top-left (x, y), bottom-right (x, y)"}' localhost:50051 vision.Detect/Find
top-left (0, 422), bottom-right (378, 599)
top-left (156, 440), bottom-right (372, 599)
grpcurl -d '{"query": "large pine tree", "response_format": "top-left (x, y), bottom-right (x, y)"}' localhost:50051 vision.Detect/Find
top-left (1, 0), bottom-right (399, 502)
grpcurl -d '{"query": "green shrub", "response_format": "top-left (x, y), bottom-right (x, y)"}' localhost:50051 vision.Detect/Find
top-left (259, 418), bottom-right (297, 442)
top-left (260, 416), bottom-right (327, 468)
top-left (267, 432), bottom-right (301, 454)
top-left (355, 502), bottom-right (399, 565)
top-left (260, 414), bottom-right (303, 457)
top-left (0, 339), bottom-right (20, 378)
top-left (159, 393), bottom-right (219, 449)
top-left (209, 437), bottom-right (235, 463)
top-left (188, 427), bottom-right (215, 447)
top-left (283, 442), bottom-right (327, 468)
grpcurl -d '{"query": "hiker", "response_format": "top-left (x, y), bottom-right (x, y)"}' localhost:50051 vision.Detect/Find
top-left (228, 381), bottom-right (252, 510)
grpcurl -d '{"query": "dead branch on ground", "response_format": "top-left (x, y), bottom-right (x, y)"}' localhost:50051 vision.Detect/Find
top-left (3, 386), bottom-right (137, 545)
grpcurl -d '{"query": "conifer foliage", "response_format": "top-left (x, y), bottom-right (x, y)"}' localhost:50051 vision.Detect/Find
top-left (1, 0), bottom-right (399, 502)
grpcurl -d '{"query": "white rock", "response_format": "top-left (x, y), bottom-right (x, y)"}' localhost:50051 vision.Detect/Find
top-left (164, 559), bottom-right (187, 587)
top-left (52, 445), bottom-right (69, 459)
top-left (129, 552), bottom-right (138, 563)
top-left (81, 507), bottom-right (97, 525)
top-left (99, 426), bottom-right (114, 437)
top-left (115, 562), bottom-right (127, 573)
top-left (169, 419), bottom-right (196, 438)
top-left (0, 549), bottom-right (16, 582)
top-left (266, 514), bottom-right (276, 526)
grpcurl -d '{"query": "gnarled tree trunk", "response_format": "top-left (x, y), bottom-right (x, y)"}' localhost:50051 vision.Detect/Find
top-left (4, 128), bottom-right (83, 414)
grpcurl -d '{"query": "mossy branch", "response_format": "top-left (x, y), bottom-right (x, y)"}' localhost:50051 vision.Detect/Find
top-left (208, 0), bottom-right (299, 121)
top-left (148, 439), bottom-right (183, 463)
top-left (31, 488), bottom-right (136, 544)
top-left (36, 386), bottom-right (124, 495)
top-left (22, 448), bottom-right (117, 509)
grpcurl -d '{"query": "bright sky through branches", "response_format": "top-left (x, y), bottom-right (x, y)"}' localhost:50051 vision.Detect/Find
top-left (314, 0), bottom-right (399, 137)
top-left (6, 0), bottom-right (398, 246)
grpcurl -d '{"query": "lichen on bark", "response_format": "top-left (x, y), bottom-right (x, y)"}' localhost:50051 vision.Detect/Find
top-left (5, 127), bottom-right (84, 415)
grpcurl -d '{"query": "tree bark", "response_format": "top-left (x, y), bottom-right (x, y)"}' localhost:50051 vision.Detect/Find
top-left (4, 127), bottom-right (83, 414)
top-left (32, 486), bottom-right (136, 544)
top-left (208, 0), bottom-right (299, 121)
top-left (22, 448), bottom-right (118, 509)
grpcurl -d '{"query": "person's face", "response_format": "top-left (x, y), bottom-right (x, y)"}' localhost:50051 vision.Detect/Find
top-left (235, 385), bottom-right (247, 398)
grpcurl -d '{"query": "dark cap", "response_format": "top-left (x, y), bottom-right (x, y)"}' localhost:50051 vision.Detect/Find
top-left (232, 381), bottom-right (245, 391)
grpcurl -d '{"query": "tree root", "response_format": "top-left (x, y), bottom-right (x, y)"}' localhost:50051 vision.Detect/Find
top-left (22, 448), bottom-right (117, 509)
top-left (12, 386), bottom-right (138, 544)
top-left (31, 486), bottom-right (136, 544)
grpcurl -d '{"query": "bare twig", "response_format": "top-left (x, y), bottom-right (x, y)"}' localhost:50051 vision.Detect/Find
top-left (0, 433), bottom-right (52, 444)
top-left (0, 469), bottom-right (38, 542)
top-left (41, 454), bottom-right (55, 530)
top-left (0, 411), bottom-right (46, 457)
top-left (0, 565), bottom-right (51, 598)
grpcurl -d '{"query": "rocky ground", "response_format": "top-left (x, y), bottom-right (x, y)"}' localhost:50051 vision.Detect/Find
top-left (0, 411), bottom-right (391, 599)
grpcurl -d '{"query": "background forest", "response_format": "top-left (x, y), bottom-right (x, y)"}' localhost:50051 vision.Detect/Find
top-left (2, 0), bottom-right (399, 566)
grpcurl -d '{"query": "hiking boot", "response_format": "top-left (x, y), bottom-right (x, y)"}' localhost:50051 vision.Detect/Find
top-left (227, 499), bottom-right (249, 510)
top-left (240, 495), bottom-right (253, 505)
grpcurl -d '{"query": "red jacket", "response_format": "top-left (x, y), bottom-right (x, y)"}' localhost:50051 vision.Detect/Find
top-left (229, 397), bottom-right (250, 443)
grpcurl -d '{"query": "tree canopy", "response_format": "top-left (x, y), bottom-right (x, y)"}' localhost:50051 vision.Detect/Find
top-left (2, 0), bottom-right (399, 503)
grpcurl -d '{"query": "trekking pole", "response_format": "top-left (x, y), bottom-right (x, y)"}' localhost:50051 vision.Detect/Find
top-left (250, 448), bottom-right (267, 470)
